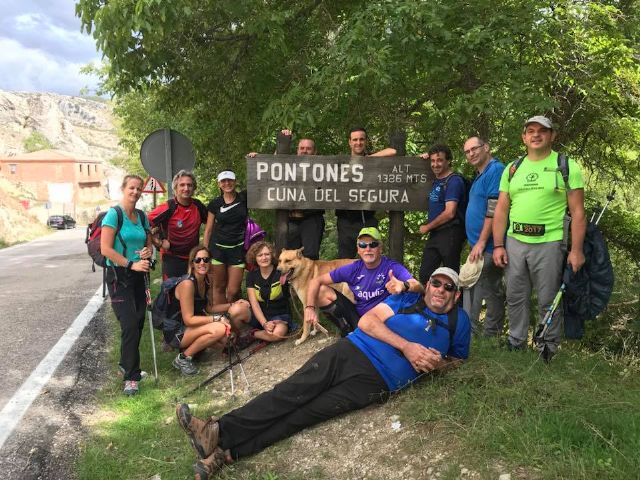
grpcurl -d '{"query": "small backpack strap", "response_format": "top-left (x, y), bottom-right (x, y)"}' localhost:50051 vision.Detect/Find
top-left (113, 206), bottom-right (128, 257)
top-left (557, 153), bottom-right (570, 190)
top-left (508, 154), bottom-right (527, 182)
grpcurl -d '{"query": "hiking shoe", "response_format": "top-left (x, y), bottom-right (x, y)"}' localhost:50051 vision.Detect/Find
top-left (173, 354), bottom-right (199, 375)
top-left (193, 447), bottom-right (226, 480)
top-left (123, 380), bottom-right (139, 396)
top-left (501, 338), bottom-right (526, 351)
top-left (233, 331), bottom-right (257, 351)
top-left (176, 403), bottom-right (219, 459)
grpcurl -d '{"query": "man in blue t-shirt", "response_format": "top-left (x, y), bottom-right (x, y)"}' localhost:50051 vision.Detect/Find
top-left (177, 267), bottom-right (471, 477)
top-left (462, 136), bottom-right (506, 336)
top-left (418, 144), bottom-right (467, 284)
top-left (305, 227), bottom-right (422, 336)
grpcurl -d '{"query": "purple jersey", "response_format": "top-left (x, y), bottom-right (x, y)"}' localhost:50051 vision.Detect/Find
top-left (330, 256), bottom-right (413, 316)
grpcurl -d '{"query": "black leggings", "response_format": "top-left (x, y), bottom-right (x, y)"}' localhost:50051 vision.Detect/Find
top-left (106, 267), bottom-right (147, 381)
top-left (218, 339), bottom-right (388, 459)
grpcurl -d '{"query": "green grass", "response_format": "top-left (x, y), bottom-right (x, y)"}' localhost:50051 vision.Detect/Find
top-left (395, 338), bottom-right (640, 480)
top-left (76, 268), bottom-right (640, 479)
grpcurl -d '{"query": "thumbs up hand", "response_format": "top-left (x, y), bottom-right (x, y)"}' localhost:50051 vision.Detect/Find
top-left (385, 269), bottom-right (405, 295)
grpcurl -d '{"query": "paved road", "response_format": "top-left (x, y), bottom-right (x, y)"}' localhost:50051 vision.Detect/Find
top-left (0, 228), bottom-right (103, 412)
top-left (0, 228), bottom-right (110, 479)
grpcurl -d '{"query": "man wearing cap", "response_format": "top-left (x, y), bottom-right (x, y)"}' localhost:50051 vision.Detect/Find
top-left (335, 126), bottom-right (398, 259)
top-left (492, 116), bottom-right (586, 355)
top-left (248, 130), bottom-right (325, 259)
top-left (148, 170), bottom-right (207, 279)
top-left (177, 266), bottom-right (471, 478)
top-left (461, 137), bottom-right (506, 335)
top-left (305, 227), bottom-right (421, 336)
top-left (417, 144), bottom-right (467, 284)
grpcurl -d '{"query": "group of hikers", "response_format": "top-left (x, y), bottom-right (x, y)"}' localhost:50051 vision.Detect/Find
top-left (99, 114), bottom-right (585, 479)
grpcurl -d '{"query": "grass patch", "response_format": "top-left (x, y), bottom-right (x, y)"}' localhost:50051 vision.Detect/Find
top-left (77, 269), bottom-right (639, 479)
top-left (396, 338), bottom-right (640, 479)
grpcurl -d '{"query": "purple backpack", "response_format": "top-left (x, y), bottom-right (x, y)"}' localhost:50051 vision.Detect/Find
top-left (244, 217), bottom-right (266, 251)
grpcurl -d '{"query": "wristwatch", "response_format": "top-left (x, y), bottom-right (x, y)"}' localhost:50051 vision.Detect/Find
top-left (403, 280), bottom-right (410, 292)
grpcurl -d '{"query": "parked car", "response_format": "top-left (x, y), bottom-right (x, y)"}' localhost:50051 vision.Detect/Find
top-left (47, 215), bottom-right (76, 229)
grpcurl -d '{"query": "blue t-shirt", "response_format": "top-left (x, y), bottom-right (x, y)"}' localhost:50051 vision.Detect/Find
top-left (465, 159), bottom-right (505, 252)
top-left (427, 174), bottom-right (465, 223)
top-left (330, 256), bottom-right (413, 317)
top-left (102, 207), bottom-right (149, 266)
top-left (348, 292), bottom-right (471, 391)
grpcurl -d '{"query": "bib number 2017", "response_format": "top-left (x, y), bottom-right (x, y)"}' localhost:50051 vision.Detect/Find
top-left (512, 222), bottom-right (545, 236)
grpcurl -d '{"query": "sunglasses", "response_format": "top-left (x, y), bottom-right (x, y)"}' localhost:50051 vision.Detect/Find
top-left (429, 278), bottom-right (457, 292)
top-left (357, 241), bottom-right (380, 249)
top-left (193, 257), bottom-right (211, 264)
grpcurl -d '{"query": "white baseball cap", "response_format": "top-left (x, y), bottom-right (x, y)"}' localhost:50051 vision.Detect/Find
top-left (217, 171), bottom-right (236, 182)
top-left (430, 267), bottom-right (460, 289)
top-left (524, 115), bottom-right (553, 130)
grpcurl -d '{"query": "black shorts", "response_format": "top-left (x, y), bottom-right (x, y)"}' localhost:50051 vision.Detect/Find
top-left (211, 244), bottom-right (245, 267)
top-left (161, 254), bottom-right (188, 279)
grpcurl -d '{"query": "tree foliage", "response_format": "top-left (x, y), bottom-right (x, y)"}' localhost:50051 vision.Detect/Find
top-left (76, 0), bottom-right (640, 177)
top-left (23, 131), bottom-right (54, 152)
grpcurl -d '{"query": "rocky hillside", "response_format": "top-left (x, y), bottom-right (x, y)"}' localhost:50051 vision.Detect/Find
top-left (0, 90), bottom-right (121, 161)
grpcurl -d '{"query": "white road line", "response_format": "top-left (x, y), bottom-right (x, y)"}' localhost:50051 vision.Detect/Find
top-left (0, 285), bottom-right (104, 449)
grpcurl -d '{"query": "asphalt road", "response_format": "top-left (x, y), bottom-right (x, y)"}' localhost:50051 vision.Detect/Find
top-left (0, 228), bottom-right (110, 479)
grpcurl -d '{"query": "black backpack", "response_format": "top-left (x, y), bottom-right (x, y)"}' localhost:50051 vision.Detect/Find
top-left (443, 172), bottom-right (472, 227)
top-left (398, 299), bottom-right (459, 354)
top-left (508, 152), bottom-right (569, 187)
top-left (151, 275), bottom-right (189, 332)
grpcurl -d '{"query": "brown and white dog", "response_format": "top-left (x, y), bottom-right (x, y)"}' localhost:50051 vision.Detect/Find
top-left (278, 248), bottom-right (355, 346)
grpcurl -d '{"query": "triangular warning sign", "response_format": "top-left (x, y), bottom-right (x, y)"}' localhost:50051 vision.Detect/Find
top-left (142, 177), bottom-right (166, 193)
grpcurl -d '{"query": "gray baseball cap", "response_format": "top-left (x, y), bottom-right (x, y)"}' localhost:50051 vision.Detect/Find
top-left (524, 115), bottom-right (553, 129)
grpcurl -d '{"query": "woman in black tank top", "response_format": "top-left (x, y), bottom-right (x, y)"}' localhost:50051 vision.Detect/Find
top-left (172, 245), bottom-right (251, 375)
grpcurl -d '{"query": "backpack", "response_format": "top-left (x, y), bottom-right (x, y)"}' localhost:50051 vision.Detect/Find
top-left (398, 299), bottom-right (459, 353)
top-left (151, 198), bottom-right (208, 239)
top-left (443, 173), bottom-right (472, 226)
top-left (151, 275), bottom-right (189, 332)
top-left (508, 152), bottom-right (569, 188)
top-left (244, 217), bottom-right (266, 251)
top-left (85, 206), bottom-right (127, 269)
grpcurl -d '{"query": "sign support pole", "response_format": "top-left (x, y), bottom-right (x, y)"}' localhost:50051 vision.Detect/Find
top-left (388, 131), bottom-right (407, 263)
top-left (274, 132), bottom-right (292, 255)
top-left (164, 128), bottom-right (173, 199)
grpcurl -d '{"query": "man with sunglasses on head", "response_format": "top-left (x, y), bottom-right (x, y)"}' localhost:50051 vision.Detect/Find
top-left (305, 227), bottom-right (422, 336)
top-left (492, 116), bottom-right (586, 358)
top-left (462, 136), bottom-right (506, 336)
top-left (177, 267), bottom-right (470, 479)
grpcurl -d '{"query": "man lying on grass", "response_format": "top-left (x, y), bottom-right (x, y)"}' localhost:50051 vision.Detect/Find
top-left (177, 267), bottom-right (471, 479)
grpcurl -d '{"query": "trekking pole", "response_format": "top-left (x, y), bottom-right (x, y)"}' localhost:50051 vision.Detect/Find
top-left (144, 272), bottom-right (159, 383)
top-left (181, 341), bottom-right (268, 397)
top-left (594, 187), bottom-right (615, 225)
top-left (228, 340), bottom-right (235, 397)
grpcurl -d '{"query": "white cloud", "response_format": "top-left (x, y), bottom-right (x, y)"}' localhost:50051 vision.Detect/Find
top-left (0, 38), bottom-right (100, 96)
top-left (0, 0), bottom-right (103, 96)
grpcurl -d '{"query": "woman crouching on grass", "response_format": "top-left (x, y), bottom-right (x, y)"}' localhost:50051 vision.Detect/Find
top-left (243, 241), bottom-right (294, 343)
top-left (171, 245), bottom-right (251, 375)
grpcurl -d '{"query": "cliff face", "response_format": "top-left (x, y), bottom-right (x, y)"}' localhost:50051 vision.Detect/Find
top-left (0, 90), bottom-right (121, 160)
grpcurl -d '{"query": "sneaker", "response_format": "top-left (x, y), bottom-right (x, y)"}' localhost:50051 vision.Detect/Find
top-left (193, 447), bottom-right (226, 480)
top-left (173, 354), bottom-right (199, 375)
top-left (123, 380), bottom-right (139, 396)
top-left (176, 403), bottom-right (220, 459)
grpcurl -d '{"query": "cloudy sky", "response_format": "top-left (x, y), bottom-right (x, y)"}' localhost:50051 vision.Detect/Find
top-left (0, 0), bottom-right (102, 96)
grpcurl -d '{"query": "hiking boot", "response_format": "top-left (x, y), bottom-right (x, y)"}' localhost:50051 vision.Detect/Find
top-left (176, 403), bottom-right (219, 459)
top-left (193, 447), bottom-right (226, 480)
top-left (173, 354), bottom-right (199, 375)
top-left (501, 338), bottom-right (526, 351)
top-left (123, 380), bottom-right (139, 396)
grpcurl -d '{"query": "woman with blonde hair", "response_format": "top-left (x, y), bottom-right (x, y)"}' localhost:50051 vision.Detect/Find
top-left (101, 174), bottom-right (153, 396)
